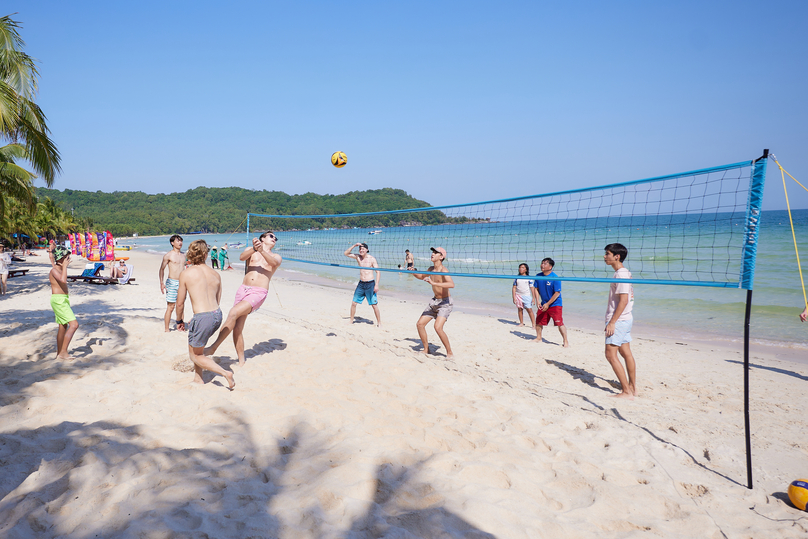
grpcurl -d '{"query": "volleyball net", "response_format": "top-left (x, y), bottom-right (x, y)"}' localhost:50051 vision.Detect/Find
top-left (246, 154), bottom-right (768, 289)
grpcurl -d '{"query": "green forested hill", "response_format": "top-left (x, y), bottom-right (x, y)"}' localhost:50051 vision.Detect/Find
top-left (35, 186), bottom-right (461, 236)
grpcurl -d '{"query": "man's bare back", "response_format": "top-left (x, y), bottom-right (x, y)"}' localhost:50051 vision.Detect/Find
top-left (181, 264), bottom-right (222, 315)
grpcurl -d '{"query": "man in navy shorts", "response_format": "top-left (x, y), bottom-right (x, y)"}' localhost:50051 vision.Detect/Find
top-left (532, 257), bottom-right (570, 347)
top-left (345, 242), bottom-right (382, 327)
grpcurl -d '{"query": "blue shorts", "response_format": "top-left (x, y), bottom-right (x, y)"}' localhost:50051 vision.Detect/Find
top-left (352, 280), bottom-right (377, 305)
top-left (606, 319), bottom-right (632, 346)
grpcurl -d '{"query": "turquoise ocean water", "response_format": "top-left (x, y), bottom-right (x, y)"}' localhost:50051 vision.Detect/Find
top-left (127, 209), bottom-right (808, 350)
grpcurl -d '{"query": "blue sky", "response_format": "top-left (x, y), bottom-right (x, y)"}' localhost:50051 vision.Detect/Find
top-left (11, 0), bottom-right (808, 209)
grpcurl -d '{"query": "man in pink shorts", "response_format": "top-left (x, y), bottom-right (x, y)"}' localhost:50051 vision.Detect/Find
top-left (204, 231), bottom-right (282, 366)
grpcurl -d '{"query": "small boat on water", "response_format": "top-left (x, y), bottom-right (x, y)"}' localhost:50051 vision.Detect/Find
top-left (116, 245), bottom-right (136, 251)
top-left (296, 241), bottom-right (312, 246)
top-left (368, 230), bottom-right (382, 235)
top-left (229, 242), bottom-right (244, 248)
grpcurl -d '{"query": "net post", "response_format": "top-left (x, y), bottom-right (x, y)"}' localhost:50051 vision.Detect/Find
top-left (744, 288), bottom-right (753, 490)
top-left (246, 213), bottom-right (251, 248)
top-left (740, 149), bottom-right (767, 490)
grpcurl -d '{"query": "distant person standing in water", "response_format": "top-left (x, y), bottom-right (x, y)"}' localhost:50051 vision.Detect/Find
top-left (405, 249), bottom-right (414, 270)
top-left (159, 235), bottom-right (185, 332)
top-left (800, 305), bottom-right (807, 322)
top-left (205, 232), bottom-right (282, 366)
top-left (603, 243), bottom-right (636, 400)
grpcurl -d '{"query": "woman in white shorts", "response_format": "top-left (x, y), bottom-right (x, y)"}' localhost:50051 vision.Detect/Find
top-left (0, 244), bottom-right (10, 296)
top-left (512, 263), bottom-right (536, 327)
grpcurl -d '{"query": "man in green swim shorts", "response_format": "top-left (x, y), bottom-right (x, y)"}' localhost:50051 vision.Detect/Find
top-left (49, 245), bottom-right (79, 359)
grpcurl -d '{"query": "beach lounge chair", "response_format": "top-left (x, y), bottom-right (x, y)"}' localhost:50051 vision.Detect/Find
top-left (117, 264), bottom-right (135, 285)
top-left (8, 269), bottom-right (29, 278)
top-left (68, 263), bottom-right (136, 285)
top-left (68, 262), bottom-right (111, 284)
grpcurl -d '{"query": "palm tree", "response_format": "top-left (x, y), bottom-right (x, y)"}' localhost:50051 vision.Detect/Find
top-left (0, 142), bottom-right (36, 217)
top-left (0, 14), bottom-right (60, 188)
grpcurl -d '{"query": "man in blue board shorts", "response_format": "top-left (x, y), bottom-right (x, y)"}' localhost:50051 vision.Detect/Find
top-left (159, 234), bottom-right (185, 332)
top-left (532, 257), bottom-right (570, 347)
top-left (345, 242), bottom-right (382, 327)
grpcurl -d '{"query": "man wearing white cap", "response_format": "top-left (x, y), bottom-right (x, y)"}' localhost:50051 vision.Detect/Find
top-left (414, 247), bottom-right (454, 359)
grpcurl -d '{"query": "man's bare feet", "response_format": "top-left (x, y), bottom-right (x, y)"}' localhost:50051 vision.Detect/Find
top-left (165, 329), bottom-right (171, 333)
top-left (563, 342), bottom-right (571, 348)
top-left (517, 323), bottom-right (524, 327)
top-left (56, 355), bottom-right (76, 360)
top-left (532, 337), bottom-right (543, 343)
top-left (224, 371), bottom-right (235, 389)
top-left (613, 392), bottom-right (634, 400)
top-left (446, 353), bottom-right (454, 360)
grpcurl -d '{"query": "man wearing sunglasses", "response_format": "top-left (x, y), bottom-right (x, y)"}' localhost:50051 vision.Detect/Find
top-left (204, 231), bottom-right (282, 366)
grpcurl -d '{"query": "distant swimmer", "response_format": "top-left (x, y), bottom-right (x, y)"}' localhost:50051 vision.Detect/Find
top-left (175, 240), bottom-right (234, 389)
top-left (159, 234), bottom-right (185, 332)
top-left (204, 231), bottom-right (282, 366)
top-left (603, 243), bottom-right (636, 399)
top-left (532, 258), bottom-right (569, 347)
top-left (345, 242), bottom-right (382, 327)
top-left (414, 247), bottom-right (454, 359)
top-left (49, 245), bottom-right (79, 359)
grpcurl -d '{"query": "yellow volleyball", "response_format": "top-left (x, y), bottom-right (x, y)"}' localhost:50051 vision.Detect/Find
top-left (331, 151), bottom-right (347, 168)
top-left (788, 479), bottom-right (808, 510)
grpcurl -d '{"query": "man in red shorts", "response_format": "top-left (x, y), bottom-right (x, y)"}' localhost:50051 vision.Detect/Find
top-left (531, 257), bottom-right (570, 347)
top-left (204, 231), bottom-right (282, 366)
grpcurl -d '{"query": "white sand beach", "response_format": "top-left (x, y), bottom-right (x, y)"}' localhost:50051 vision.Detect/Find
top-left (1, 249), bottom-right (807, 538)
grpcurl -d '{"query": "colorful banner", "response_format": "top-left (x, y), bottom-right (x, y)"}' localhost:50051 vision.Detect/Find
top-left (68, 233), bottom-right (76, 255)
top-left (78, 233), bottom-right (87, 258)
top-left (105, 231), bottom-right (115, 261)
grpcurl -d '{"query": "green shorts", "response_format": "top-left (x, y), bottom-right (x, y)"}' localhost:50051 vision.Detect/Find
top-left (51, 294), bottom-right (76, 325)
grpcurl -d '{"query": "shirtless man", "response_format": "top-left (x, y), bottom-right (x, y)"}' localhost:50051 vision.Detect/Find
top-left (414, 247), bottom-right (455, 359)
top-left (204, 231), bottom-right (282, 365)
top-left (49, 245), bottom-right (79, 359)
top-left (405, 249), bottom-right (414, 270)
top-left (174, 240), bottom-right (234, 389)
top-left (345, 242), bottom-right (381, 327)
top-left (159, 235), bottom-right (184, 332)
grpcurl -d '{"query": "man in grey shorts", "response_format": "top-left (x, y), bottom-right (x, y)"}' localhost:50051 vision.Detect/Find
top-left (175, 239), bottom-right (235, 389)
top-left (414, 247), bottom-right (455, 359)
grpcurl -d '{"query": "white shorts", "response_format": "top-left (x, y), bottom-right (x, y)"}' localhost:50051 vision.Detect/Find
top-left (606, 319), bottom-right (632, 346)
top-left (517, 294), bottom-right (533, 309)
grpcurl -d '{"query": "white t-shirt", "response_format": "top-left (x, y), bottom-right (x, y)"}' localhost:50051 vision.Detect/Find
top-left (0, 252), bottom-right (10, 274)
top-left (605, 267), bottom-right (634, 324)
top-left (513, 278), bottom-right (533, 296)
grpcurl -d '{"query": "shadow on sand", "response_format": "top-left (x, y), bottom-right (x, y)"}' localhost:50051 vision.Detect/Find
top-left (0, 412), bottom-right (495, 538)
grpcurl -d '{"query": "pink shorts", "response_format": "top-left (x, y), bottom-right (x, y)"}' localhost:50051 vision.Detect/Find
top-left (234, 284), bottom-right (268, 313)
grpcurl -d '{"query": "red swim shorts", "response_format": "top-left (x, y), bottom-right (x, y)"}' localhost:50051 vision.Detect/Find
top-left (536, 306), bottom-right (564, 327)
